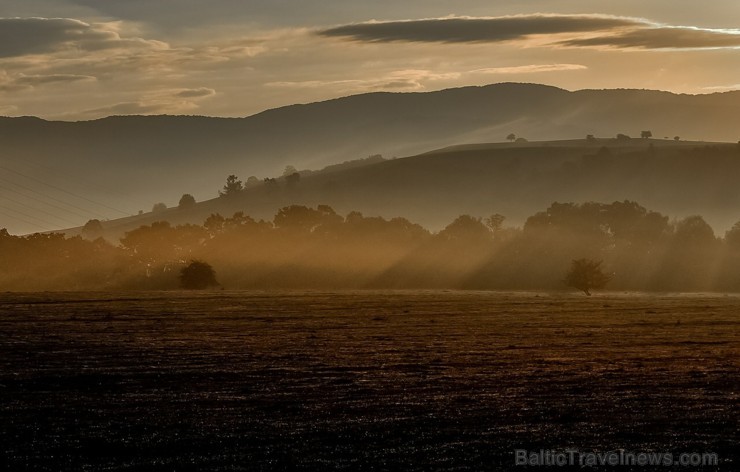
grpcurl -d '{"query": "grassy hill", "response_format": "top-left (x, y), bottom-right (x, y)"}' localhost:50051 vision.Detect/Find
top-left (75, 137), bottom-right (740, 240)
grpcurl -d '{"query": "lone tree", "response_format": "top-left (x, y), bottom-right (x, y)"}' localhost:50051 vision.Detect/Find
top-left (564, 258), bottom-right (612, 296)
top-left (506, 133), bottom-right (516, 142)
top-left (152, 202), bottom-right (167, 213)
top-left (81, 219), bottom-right (104, 240)
top-left (641, 130), bottom-right (653, 139)
top-left (180, 260), bottom-right (219, 289)
top-left (178, 193), bottom-right (196, 209)
top-left (219, 175), bottom-right (243, 197)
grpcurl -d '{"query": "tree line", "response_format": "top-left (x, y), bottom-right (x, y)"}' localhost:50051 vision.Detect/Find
top-left (2, 200), bottom-right (740, 292)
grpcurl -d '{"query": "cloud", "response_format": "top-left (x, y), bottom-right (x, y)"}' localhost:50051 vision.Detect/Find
top-left (266, 69), bottom-right (460, 93)
top-left (0, 17), bottom-right (166, 58)
top-left (76, 99), bottom-right (200, 118)
top-left (70, 87), bottom-right (217, 119)
top-left (559, 26), bottom-right (740, 50)
top-left (701, 84), bottom-right (740, 92)
top-left (319, 15), bottom-right (643, 44)
top-left (0, 104), bottom-right (18, 115)
top-left (472, 64), bottom-right (587, 74)
top-left (0, 73), bottom-right (96, 92)
top-left (319, 14), bottom-right (740, 50)
top-left (15, 73), bottom-right (96, 85)
top-left (174, 87), bottom-right (216, 98)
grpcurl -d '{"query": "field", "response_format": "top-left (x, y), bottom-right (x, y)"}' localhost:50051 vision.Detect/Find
top-left (1, 291), bottom-right (737, 470)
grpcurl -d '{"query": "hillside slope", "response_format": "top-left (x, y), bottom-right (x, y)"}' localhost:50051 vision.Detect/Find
top-left (81, 138), bottom-right (740, 240)
top-left (3, 82), bottom-right (740, 234)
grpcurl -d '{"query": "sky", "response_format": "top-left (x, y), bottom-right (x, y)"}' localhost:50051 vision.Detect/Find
top-left (1, 0), bottom-right (740, 120)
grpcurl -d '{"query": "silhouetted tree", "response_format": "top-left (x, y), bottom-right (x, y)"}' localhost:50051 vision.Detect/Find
top-left (152, 202), bottom-right (167, 213)
top-left (274, 205), bottom-right (325, 233)
top-left (438, 215), bottom-right (491, 244)
top-left (641, 130), bottom-right (653, 139)
top-left (178, 194), bottom-right (196, 209)
top-left (485, 214), bottom-right (506, 234)
top-left (616, 133), bottom-right (631, 141)
top-left (81, 219), bottom-right (104, 240)
top-left (179, 260), bottom-right (218, 289)
top-left (204, 213), bottom-right (226, 235)
top-left (725, 221), bottom-right (740, 251)
top-left (564, 259), bottom-right (612, 296)
top-left (674, 136), bottom-right (680, 141)
top-left (263, 177), bottom-right (279, 194)
top-left (506, 133), bottom-right (516, 142)
top-left (586, 134), bottom-right (595, 141)
top-left (285, 172), bottom-right (300, 188)
top-left (515, 137), bottom-right (528, 143)
top-left (673, 215), bottom-right (716, 246)
top-left (219, 175), bottom-right (243, 197)
top-left (245, 176), bottom-right (260, 188)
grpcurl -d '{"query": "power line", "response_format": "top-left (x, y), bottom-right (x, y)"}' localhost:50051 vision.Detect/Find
top-left (0, 205), bottom-right (56, 232)
top-left (0, 175), bottom-right (108, 220)
top-left (0, 192), bottom-right (80, 227)
top-left (13, 157), bottom-right (141, 212)
top-left (0, 165), bottom-right (131, 216)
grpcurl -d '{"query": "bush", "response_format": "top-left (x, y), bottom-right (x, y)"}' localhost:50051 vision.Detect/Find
top-left (564, 259), bottom-right (611, 296)
top-left (178, 194), bottom-right (196, 209)
top-left (180, 260), bottom-right (219, 289)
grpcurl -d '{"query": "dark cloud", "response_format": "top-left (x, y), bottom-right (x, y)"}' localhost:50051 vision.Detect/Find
top-left (0, 17), bottom-right (164, 58)
top-left (319, 14), bottom-right (740, 50)
top-left (0, 18), bottom-right (92, 57)
top-left (319, 15), bottom-right (643, 44)
top-left (560, 26), bottom-right (740, 49)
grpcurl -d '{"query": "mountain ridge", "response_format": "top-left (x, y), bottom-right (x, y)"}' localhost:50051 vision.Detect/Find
top-left (2, 82), bottom-right (740, 235)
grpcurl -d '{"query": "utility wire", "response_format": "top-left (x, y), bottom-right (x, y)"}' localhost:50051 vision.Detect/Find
top-left (12, 158), bottom-right (141, 212)
top-left (0, 205), bottom-right (56, 232)
top-left (0, 165), bottom-right (131, 216)
top-left (0, 175), bottom-right (108, 220)
top-left (0, 192), bottom-right (80, 227)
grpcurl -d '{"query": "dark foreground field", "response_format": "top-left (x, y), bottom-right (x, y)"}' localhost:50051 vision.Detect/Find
top-left (0, 291), bottom-right (737, 471)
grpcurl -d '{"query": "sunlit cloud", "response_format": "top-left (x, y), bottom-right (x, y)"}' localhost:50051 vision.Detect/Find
top-left (472, 64), bottom-right (587, 74)
top-left (0, 104), bottom-right (18, 115)
top-left (701, 84), bottom-right (740, 91)
top-left (75, 99), bottom-right (200, 118)
top-left (174, 87), bottom-right (216, 98)
top-left (560, 26), bottom-right (740, 50)
top-left (266, 69), bottom-right (461, 93)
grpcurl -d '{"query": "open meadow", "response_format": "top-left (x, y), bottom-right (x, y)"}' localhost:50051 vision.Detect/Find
top-left (1, 291), bottom-right (737, 470)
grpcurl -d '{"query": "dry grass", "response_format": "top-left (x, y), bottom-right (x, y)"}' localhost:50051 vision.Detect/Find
top-left (0, 291), bottom-right (737, 470)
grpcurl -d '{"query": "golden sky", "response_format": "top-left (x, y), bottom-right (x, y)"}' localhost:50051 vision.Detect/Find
top-left (1, 0), bottom-right (740, 120)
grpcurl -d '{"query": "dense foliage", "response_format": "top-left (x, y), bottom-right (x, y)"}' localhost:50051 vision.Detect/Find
top-left (2, 200), bottom-right (740, 292)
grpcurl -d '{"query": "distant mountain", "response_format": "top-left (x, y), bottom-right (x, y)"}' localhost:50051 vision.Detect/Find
top-left (2, 82), bottom-right (740, 234)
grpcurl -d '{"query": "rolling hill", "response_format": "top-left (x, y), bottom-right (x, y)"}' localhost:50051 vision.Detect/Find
top-left (2, 82), bottom-right (740, 235)
top-left (75, 137), bottom-right (740, 240)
